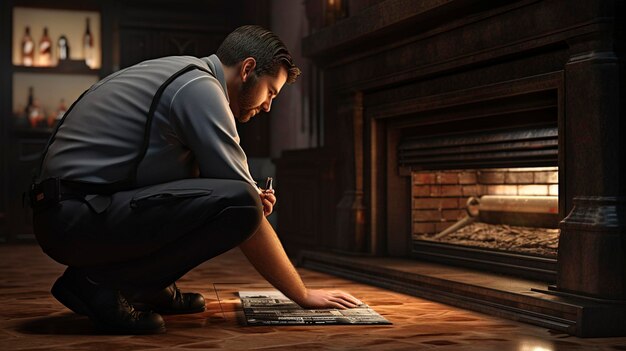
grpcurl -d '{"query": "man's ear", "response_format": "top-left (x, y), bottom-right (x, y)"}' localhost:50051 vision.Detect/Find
top-left (240, 57), bottom-right (257, 82)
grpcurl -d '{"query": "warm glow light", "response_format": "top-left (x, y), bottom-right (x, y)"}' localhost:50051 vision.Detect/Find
top-left (518, 340), bottom-right (554, 351)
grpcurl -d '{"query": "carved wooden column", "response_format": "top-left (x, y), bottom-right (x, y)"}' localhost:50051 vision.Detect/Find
top-left (334, 92), bottom-right (367, 252)
top-left (557, 26), bottom-right (626, 301)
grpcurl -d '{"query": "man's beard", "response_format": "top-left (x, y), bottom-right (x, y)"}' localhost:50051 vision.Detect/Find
top-left (235, 73), bottom-right (259, 123)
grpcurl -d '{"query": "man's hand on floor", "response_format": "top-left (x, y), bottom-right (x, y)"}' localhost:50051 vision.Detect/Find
top-left (240, 217), bottom-right (363, 313)
top-left (296, 289), bottom-right (362, 310)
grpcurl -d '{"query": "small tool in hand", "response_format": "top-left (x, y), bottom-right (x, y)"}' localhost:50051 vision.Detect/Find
top-left (265, 177), bottom-right (273, 192)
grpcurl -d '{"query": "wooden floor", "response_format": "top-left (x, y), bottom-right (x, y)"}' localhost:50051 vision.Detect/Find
top-left (1, 244), bottom-right (626, 350)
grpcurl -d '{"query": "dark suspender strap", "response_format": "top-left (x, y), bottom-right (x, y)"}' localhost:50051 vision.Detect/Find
top-left (129, 63), bottom-right (213, 187)
top-left (33, 62), bottom-right (215, 194)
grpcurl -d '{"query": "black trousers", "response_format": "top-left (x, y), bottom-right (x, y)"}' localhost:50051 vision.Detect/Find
top-left (33, 178), bottom-right (263, 291)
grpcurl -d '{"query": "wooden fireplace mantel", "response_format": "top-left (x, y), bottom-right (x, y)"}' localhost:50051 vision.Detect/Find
top-left (302, 0), bottom-right (496, 61)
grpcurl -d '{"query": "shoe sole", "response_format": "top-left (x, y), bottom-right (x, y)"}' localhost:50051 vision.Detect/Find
top-left (51, 275), bottom-right (166, 334)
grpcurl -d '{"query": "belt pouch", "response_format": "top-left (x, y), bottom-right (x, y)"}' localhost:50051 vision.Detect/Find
top-left (30, 178), bottom-right (61, 211)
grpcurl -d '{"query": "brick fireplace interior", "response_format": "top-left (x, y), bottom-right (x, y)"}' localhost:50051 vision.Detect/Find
top-left (412, 167), bottom-right (559, 255)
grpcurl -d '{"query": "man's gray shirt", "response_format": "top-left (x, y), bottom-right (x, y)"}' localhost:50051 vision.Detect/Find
top-left (41, 55), bottom-right (258, 192)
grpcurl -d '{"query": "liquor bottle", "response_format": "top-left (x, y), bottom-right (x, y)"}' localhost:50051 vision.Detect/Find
top-left (26, 86), bottom-right (34, 115)
top-left (83, 18), bottom-right (95, 68)
top-left (26, 87), bottom-right (42, 128)
top-left (57, 35), bottom-right (70, 61)
top-left (21, 26), bottom-right (34, 66)
top-left (30, 98), bottom-right (44, 128)
top-left (38, 27), bottom-right (52, 67)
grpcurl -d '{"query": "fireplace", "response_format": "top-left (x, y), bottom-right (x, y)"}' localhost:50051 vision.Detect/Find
top-left (366, 69), bottom-right (565, 281)
top-left (411, 166), bottom-right (559, 280)
top-left (278, 0), bottom-right (626, 337)
top-left (397, 105), bottom-right (561, 276)
top-left (402, 124), bottom-right (561, 280)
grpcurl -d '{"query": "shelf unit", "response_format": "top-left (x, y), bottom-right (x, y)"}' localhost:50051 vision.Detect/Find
top-left (12, 5), bottom-right (101, 129)
top-left (3, 0), bottom-right (104, 241)
top-left (13, 64), bottom-right (100, 75)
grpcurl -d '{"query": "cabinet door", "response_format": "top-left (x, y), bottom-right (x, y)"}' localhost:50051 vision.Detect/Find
top-left (7, 135), bottom-right (49, 240)
top-left (0, 1), bottom-right (9, 242)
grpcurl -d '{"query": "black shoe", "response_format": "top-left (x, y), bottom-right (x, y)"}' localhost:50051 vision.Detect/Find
top-left (128, 283), bottom-right (205, 315)
top-left (51, 269), bottom-right (166, 334)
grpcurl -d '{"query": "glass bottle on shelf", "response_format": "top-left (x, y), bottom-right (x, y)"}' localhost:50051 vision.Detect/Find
top-left (30, 99), bottom-right (44, 128)
top-left (57, 35), bottom-right (70, 62)
top-left (26, 87), bottom-right (43, 129)
top-left (21, 26), bottom-right (35, 66)
top-left (25, 86), bottom-right (34, 115)
top-left (38, 27), bottom-right (52, 67)
top-left (83, 17), bottom-right (95, 68)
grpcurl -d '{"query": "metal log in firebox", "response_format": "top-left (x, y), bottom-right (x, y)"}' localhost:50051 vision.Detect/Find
top-left (432, 195), bottom-right (559, 240)
top-left (478, 195), bottom-right (559, 228)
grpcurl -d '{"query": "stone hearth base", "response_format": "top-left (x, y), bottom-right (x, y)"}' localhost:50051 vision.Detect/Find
top-left (299, 250), bottom-right (626, 337)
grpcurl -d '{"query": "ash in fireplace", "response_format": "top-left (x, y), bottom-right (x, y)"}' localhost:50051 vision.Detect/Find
top-left (426, 222), bottom-right (559, 258)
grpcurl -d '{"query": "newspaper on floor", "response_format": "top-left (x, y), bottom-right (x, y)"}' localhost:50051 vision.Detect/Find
top-left (239, 290), bottom-right (391, 326)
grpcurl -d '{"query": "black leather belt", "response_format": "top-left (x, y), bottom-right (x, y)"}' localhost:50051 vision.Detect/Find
top-left (29, 178), bottom-right (115, 214)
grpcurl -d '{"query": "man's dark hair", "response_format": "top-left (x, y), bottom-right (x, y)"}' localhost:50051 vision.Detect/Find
top-left (216, 25), bottom-right (301, 84)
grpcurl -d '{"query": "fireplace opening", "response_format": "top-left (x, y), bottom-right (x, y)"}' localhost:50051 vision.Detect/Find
top-left (409, 167), bottom-right (559, 281)
top-left (397, 121), bottom-right (560, 281)
top-left (412, 167), bottom-right (559, 256)
top-left (383, 80), bottom-right (562, 281)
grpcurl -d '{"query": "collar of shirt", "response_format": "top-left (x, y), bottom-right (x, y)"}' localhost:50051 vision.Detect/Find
top-left (203, 54), bottom-right (229, 103)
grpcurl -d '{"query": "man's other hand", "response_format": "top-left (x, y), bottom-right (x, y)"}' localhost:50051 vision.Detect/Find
top-left (297, 289), bottom-right (362, 310)
top-left (260, 189), bottom-right (276, 217)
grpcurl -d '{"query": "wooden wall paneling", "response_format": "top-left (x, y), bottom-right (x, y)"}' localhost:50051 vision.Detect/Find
top-left (385, 125), bottom-right (410, 256)
top-left (237, 118), bottom-right (270, 158)
top-left (100, 0), bottom-right (119, 76)
top-left (277, 171), bottom-right (319, 247)
top-left (117, 0), bottom-right (246, 68)
top-left (118, 28), bottom-right (223, 68)
top-left (0, 0), bottom-right (12, 241)
top-left (275, 149), bottom-right (338, 255)
top-left (242, 0), bottom-right (271, 28)
top-left (7, 134), bottom-right (49, 240)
